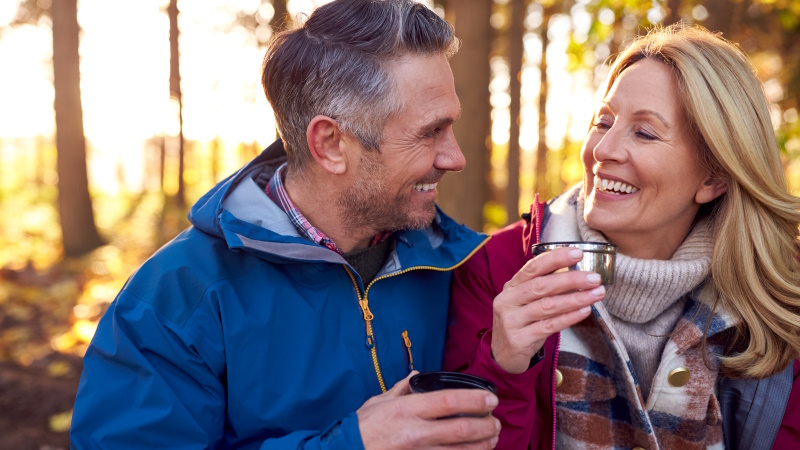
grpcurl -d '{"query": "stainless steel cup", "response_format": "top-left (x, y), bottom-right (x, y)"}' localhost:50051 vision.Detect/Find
top-left (532, 241), bottom-right (617, 285)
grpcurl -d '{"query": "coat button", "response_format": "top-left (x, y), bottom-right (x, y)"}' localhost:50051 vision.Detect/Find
top-left (668, 367), bottom-right (690, 387)
top-left (555, 369), bottom-right (563, 388)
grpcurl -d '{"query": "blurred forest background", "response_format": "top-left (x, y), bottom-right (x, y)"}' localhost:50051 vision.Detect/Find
top-left (1, 0), bottom-right (799, 447)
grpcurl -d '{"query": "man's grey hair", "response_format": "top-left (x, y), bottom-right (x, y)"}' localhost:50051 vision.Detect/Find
top-left (261, 0), bottom-right (459, 174)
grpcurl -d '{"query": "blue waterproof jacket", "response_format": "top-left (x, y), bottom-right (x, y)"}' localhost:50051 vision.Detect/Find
top-left (70, 141), bottom-right (488, 449)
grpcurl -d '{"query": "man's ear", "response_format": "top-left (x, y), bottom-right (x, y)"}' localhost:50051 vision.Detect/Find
top-left (696, 176), bottom-right (728, 205)
top-left (306, 115), bottom-right (347, 175)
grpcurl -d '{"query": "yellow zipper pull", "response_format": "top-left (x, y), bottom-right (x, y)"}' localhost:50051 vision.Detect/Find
top-left (402, 330), bottom-right (414, 372)
top-left (358, 299), bottom-right (374, 321)
top-left (359, 299), bottom-right (375, 348)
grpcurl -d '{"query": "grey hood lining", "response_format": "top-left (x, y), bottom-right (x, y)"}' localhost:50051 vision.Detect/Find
top-left (222, 177), bottom-right (301, 238)
top-left (237, 234), bottom-right (347, 265)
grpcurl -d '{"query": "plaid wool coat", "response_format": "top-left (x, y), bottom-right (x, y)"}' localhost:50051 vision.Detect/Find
top-left (444, 190), bottom-right (799, 449)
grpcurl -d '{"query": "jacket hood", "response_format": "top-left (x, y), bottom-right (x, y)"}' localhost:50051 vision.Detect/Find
top-left (189, 139), bottom-right (287, 239)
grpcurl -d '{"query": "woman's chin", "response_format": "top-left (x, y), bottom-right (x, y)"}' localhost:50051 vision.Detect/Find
top-left (584, 210), bottom-right (623, 237)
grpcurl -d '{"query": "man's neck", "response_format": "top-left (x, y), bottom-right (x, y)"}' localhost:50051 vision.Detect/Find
top-left (283, 170), bottom-right (374, 253)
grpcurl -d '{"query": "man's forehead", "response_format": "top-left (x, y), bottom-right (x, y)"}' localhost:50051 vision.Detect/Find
top-left (386, 55), bottom-right (458, 117)
top-left (388, 55), bottom-right (443, 86)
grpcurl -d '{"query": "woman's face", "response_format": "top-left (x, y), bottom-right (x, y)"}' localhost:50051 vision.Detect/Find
top-left (581, 58), bottom-right (725, 260)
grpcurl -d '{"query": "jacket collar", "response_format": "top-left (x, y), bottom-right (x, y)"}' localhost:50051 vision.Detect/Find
top-left (189, 139), bottom-right (487, 270)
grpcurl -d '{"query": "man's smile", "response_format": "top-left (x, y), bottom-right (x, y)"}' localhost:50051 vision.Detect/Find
top-left (413, 182), bottom-right (438, 192)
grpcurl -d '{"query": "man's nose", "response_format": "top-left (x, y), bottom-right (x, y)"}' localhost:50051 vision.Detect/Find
top-left (435, 130), bottom-right (466, 172)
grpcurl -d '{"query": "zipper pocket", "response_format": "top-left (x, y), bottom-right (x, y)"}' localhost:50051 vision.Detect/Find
top-left (402, 330), bottom-right (414, 373)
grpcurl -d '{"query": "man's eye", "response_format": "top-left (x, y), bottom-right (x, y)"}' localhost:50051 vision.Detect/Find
top-left (425, 128), bottom-right (441, 138)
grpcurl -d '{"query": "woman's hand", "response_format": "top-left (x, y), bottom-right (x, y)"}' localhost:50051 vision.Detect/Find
top-left (491, 247), bottom-right (606, 374)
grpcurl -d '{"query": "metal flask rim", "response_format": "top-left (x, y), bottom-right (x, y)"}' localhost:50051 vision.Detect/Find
top-left (532, 241), bottom-right (617, 256)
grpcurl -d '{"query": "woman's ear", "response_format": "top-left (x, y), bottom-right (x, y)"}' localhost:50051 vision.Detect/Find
top-left (306, 115), bottom-right (347, 175)
top-left (696, 176), bottom-right (728, 204)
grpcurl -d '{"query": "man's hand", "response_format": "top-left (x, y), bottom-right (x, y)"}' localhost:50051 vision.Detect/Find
top-left (357, 372), bottom-right (500, 449)
top-left (491, 247), bottom-right (606, 374)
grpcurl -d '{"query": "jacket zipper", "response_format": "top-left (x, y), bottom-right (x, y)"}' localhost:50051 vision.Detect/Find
top-left (534, 193), bottom-right (543, 244)
top-left (344, 236), bottom-right (491, 393)
top-left (532, 198), bottom-right (558, 450)
top-left (402, 330), bottom-right (414, 372)
top-left (551, 332), bottom-right (560, 450)
top-left (344, 267), bottom-right (386, 392)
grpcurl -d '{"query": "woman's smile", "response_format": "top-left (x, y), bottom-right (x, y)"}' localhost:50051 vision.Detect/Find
top-left (593, 175), bottom-right (640, 195)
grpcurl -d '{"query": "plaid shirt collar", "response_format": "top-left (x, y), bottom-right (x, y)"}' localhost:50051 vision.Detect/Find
top-left (264, 163), bottom-right (391, 255)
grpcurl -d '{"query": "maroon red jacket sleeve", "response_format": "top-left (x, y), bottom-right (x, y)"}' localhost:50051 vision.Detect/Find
top-left (774, 360), bottom-right (800, 447)
top-left (443, 220), bottom-right (556, 449)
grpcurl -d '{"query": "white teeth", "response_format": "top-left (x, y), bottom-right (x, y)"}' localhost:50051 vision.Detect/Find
top-left (594, 176), bottom-right (639, 194)
top-left (413, 182), bottom-right (438, 192)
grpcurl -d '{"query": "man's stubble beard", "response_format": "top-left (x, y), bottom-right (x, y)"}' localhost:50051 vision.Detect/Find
top-left (337, 152), bottom-right (436, 233)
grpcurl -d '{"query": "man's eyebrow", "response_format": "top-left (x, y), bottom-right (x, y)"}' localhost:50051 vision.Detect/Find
top-left (599, 101), bottom-right (670, 127)
top-left (421, 110), bottom-right (461, 133)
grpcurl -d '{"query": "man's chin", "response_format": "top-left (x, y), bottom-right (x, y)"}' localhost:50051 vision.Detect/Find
top-left (403, 218), bottom-right (433, 231)
top-left (402, 205), bottom-right (437, 230)
top-left (361, 199), bottom-right (437, 232)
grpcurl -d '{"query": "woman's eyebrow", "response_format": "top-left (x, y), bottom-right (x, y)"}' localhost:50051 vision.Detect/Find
top-left (631, 109), bottom-right (670, 127)
top-left (599, 101), bottom-right (670, 127)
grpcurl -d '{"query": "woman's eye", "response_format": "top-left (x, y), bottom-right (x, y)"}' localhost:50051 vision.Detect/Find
top-left (635, 130), bottom-right (658, 141)
top-left (592, 121), bottom-right (611, 131)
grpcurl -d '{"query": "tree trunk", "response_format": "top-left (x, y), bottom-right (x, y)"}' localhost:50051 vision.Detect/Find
top-left (159, 135), bottom-right (166, 190)
top-left (534, 12), bottom-right (550, 197)
top-left (51, 0), bottom-right (104, 257)
top-left (168, 0), bottom-right (186, 208)
top-left (506, 0), bottom-right (524, 224)
top-left (664, 0), bottom-right (682, 26)
top-left (270, 0), bottom-right (289, 31)
top-left (440, 0), bottom-right (493, 231)
top-left (36, 135), bottom-right (45, 186)
top-left (703, 0), bottom-right (734, 37)
top-left (211, 138), bottom-right (220, 183)
top-left (609, 18), bottom-right (623, 58)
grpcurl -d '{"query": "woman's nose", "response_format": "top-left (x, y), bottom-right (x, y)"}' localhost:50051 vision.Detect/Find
top-left (592, 126), bottom-right (628, 164)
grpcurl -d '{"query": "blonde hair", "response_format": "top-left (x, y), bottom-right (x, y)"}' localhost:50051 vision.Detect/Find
top-left (604, 24), bottom-right (800, 378)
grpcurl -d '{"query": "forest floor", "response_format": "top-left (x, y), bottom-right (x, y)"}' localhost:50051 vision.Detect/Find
top-left (0, 190), bottom-right (189, 449)
top-left (0, 357), bottom-right (81, 449)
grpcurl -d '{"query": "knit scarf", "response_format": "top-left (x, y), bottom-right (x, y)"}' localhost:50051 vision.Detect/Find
top-left (575, 191), bottom-right (713, 323)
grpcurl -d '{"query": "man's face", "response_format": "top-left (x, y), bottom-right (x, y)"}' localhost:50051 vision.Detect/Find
top-left (338, 53), bottom-right (464, 232)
